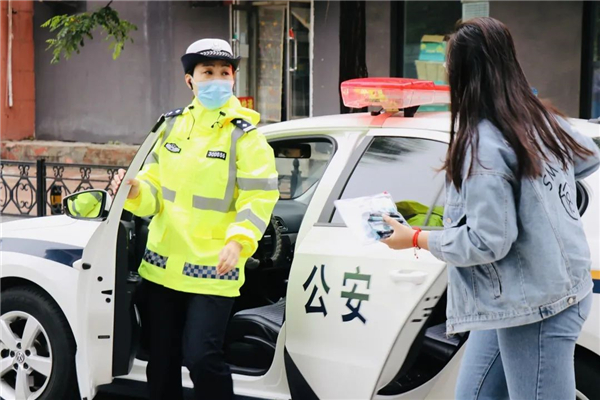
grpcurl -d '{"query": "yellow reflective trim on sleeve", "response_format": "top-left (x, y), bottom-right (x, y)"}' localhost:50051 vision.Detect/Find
top-left (237, 177), bottom-right (278, 191)
top-left (162, 187), bottom-right (176, 202)
top-left (144, 151), bottom-right (159, 166)
top-left (236, 208), bottom-right (268, 233)
top-left (160, 117), bottom-right (178, 147)
top-left (140, 179), bottom-right (160, 215)
top-left (71, 199), bottom-right (81, 216)
top-left (91, 192), bottom-right (102, 201)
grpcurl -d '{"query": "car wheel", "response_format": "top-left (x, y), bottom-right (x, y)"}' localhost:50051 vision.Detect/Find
top-left (575, 348), bottom-right (599, 400)
top-left (0, 286), bottom-right (79, 400)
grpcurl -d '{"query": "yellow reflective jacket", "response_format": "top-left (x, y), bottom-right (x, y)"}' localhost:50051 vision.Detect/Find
top-left (124, 96), bottom-right (279, 296)
top-left (70, 191), bottom-right (102, 218)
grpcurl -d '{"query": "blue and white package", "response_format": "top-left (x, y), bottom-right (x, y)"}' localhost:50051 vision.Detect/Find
top-left (334, 192), bottom-right (410, 244)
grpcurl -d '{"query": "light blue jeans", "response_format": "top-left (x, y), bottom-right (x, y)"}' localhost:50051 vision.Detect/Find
top-left (455, 293), bottom-right (593, 400)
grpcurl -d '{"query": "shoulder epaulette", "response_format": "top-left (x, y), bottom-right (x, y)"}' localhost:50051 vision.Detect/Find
top-left (164, 107), bottom-right (185, 118)
top-left (232, 118), bottom-right (257, 133)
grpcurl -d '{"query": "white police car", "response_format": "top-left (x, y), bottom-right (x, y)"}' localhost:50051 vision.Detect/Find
top-left (1, 79), bottom-right (599, 400)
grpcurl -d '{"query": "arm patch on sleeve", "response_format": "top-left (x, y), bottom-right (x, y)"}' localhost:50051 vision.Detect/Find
top-left (231, 118), bottom-right (257, 133)
top-left (164, 107), bottom-right (185, 118)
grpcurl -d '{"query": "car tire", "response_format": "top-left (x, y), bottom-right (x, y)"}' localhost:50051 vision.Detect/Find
top-left (1, 286), bottom-right (79, 400)
top-left (575, 347), bottom-right (600, 400)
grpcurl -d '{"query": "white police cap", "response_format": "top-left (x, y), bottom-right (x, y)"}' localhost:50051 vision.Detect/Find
top-left (181, 38), bottom-right (241, 74)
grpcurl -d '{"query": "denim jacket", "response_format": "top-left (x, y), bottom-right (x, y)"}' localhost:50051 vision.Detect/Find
top-left (428, 119), bottom-right (600, 334)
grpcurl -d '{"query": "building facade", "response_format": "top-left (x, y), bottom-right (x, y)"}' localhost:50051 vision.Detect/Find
top-left (0, 0), bottom-right (35, 141)
top-left (1, 1), bottom-right (599, 145)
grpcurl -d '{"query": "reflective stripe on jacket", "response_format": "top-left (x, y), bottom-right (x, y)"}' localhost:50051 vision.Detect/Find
top-left (124, 96), bottom-right (279, 296)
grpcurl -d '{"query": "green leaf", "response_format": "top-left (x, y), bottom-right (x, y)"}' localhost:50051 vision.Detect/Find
top-left (112, 42), bottom-right (122, 59)
top-left (41, 4), bottom-right (137, 64)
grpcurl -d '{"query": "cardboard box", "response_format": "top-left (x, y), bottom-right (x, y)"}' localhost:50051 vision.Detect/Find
top-left (418, 35), bottom-right (446, 62)
top-left (415, 60), bottom-right (447, 84)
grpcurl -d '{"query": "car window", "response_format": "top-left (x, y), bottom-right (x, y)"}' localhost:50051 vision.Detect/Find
top-left (332, 136), bottom-right (447, 227)
top-left (271, 139), bottom-right (335, 200)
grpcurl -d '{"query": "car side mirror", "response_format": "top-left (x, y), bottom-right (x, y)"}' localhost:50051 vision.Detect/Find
top-left (63, 189), bottom-right (111, 221)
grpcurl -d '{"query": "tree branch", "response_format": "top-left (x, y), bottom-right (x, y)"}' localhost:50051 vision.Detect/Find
top-left (41, 3), bottom-right (137, 64)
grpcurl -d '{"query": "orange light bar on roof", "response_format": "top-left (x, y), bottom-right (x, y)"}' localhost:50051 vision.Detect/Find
top-left (341, 78), bottom-right (450, 111)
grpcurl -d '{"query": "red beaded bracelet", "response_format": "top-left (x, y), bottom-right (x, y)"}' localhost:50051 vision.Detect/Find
top-left (412, 227), bottom-right (422, 258)
top-left (412, 227), bottom-right (422, 248)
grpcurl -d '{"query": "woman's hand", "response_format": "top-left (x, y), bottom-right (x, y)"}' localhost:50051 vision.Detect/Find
top-left (217, 241), bottom-right (242, 275)
top-left (380, 215), bottom-right (416, 250)
top-left (110, 168), bottom-right (141, 199)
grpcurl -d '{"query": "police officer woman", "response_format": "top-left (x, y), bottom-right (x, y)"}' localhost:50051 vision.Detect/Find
top-left (111, 38), bottom-right (279, 400)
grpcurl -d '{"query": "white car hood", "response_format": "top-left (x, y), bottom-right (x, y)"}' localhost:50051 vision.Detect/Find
top-left (1, 215), bottom-right (101, 248)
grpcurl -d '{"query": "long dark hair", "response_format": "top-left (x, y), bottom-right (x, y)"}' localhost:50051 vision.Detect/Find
top-left (444, 17), bottom-right (594, 189)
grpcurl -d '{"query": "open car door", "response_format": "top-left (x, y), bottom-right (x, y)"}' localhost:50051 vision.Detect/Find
top-left (73, 118), bottom-right (165, 397)
top-left (284, 130), bottom-right (453, 399)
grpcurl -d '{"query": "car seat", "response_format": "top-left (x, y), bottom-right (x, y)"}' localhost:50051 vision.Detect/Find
top-left (224, 298), bottom-right (285, 375)
top-left (224, 297), bottom-right (463, 379)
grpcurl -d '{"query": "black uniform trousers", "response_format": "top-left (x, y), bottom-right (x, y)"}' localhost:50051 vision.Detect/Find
top-left (141, 279), bottom-right (235, 400)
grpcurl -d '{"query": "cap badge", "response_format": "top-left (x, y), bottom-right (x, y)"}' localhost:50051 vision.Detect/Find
top-left (211, 41), bottom-right (224, 52)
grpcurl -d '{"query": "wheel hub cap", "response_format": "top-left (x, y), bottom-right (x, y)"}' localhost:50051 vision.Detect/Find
top-left (15, 352), bottom-right (25, 364)
top-left (1, 311), bottom-right (53, 400)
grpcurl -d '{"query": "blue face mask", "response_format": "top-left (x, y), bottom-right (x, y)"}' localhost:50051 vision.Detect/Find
top-left (193, 79), bottom-right (234, 110)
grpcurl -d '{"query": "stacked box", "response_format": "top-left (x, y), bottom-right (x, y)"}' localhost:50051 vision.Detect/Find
top-left (418, 35), bottom-right (446, 62)
top-left (415, 35), bottom-right (447, 85)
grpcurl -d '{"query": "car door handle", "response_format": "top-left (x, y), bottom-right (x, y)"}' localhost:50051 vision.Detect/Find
top-left (389, 270), bottom-right (428, 285)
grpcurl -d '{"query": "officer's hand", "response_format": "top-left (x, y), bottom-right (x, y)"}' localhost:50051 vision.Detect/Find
top-left (217, 241), bottom-right (242, 275)
top-left (110, 168), bottom-right (140, 199)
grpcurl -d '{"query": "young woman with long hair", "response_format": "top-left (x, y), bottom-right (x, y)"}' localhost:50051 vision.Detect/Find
top-left (381, 17), bottom-right (600, 399)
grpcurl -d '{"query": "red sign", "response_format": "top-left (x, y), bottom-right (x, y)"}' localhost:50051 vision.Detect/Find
top-left (239, 96), bottom-right (255, 110)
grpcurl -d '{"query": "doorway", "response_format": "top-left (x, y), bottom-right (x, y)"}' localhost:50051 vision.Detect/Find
top-left (231, 1), bottom-right (312, 123)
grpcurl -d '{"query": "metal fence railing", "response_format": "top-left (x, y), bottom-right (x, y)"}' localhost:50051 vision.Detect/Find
top-left (0, 159), bottom-right (125, 217)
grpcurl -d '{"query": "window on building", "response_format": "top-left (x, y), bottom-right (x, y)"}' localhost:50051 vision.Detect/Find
top-left (332, 136), bottom-right (447, 227)
top-left (232, 2), bottom-right (312, 124)
top-left (403, 1), bottom-right (462, 82)
top-left (402, 1), bottom-right (461, 111)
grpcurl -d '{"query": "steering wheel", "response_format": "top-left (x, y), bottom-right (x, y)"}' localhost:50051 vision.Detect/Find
top-left (245, 215), bottom-right (284, 271)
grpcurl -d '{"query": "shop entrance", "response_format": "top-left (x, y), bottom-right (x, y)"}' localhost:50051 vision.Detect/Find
top-left (231, 1), bottom-right (312, 123)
